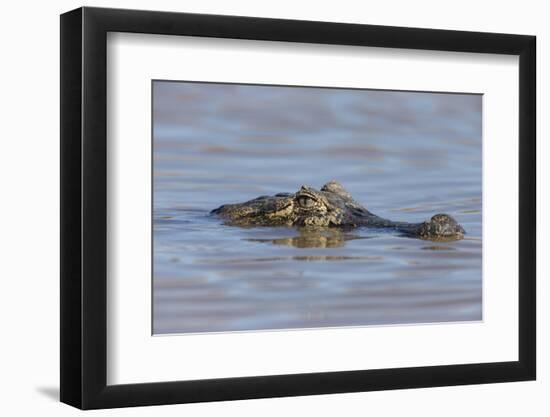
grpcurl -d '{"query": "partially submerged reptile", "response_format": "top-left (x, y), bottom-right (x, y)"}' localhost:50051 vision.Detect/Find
top-left (211, 180), bottom-right (465, 241)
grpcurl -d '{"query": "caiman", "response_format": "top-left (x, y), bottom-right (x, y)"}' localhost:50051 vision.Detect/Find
top-left (211, 180), bottom-right (465, 241)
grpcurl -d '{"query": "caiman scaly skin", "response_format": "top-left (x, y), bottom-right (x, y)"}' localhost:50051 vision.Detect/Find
top-left (211, 180), bottom-right (465, 241)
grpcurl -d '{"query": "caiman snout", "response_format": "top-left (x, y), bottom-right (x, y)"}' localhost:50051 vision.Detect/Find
top-left (417, 214), bottom-right (465, 240)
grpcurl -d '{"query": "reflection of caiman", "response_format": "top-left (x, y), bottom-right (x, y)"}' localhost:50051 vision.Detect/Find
top-left (211, 180), bottom-right (465, 241)
top-left (247, 228), bottom-right (369, 249)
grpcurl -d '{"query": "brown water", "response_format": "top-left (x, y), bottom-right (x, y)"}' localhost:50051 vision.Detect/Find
top-left (152, 82), bottom-right (482, 335)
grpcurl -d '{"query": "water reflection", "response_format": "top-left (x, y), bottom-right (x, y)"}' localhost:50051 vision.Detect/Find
top-left (245, 227), bottom-right (369, 248)
top-left (421, 245), bottom-right (456, 251)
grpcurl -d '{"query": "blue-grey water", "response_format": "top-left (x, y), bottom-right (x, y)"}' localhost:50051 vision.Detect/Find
top-left (153, 81), bottom-right (482, 335)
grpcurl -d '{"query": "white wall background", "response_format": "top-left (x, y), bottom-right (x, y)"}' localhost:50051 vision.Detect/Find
top-left (0, 0), bottom-right (544, 415)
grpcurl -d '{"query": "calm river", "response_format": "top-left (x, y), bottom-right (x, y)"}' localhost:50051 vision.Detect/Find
top-left (152, 82), bottom-right (482, 334)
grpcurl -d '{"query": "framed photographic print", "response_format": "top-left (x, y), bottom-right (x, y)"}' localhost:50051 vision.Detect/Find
top-left (60, 6), bottom-right (536, 409)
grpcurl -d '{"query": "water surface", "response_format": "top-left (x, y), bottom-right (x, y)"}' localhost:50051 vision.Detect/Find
top-left (153, 82), bottom-right (482, 334)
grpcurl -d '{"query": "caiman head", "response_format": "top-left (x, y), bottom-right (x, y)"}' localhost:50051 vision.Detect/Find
top-left (211, 180), bottom-right (367, 227)
top-left (211, 180), bottom-right (465, 241)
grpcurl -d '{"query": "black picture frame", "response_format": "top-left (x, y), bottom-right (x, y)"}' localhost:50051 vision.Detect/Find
top-left (60, 6), bottom-right (536, 410)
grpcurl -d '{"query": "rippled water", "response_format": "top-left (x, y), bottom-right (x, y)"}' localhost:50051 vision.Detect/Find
top-left (153, 82), bottom-right (482, 334)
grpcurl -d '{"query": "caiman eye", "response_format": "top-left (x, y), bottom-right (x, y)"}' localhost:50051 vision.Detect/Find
top-left (297, 196), bottom-right (316, 208)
